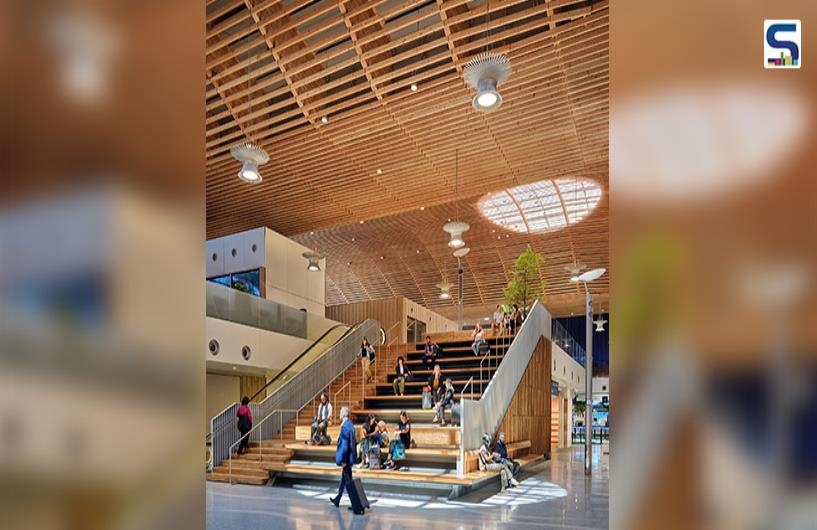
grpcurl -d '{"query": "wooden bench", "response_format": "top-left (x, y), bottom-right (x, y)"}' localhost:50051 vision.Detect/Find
top-left (351, 408), bottom-right (453, 423)
top-left (463, 440), bottom-right (532, 473)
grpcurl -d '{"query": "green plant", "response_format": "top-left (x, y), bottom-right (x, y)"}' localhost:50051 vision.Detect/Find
top-left (503, 244), bottom-right (547, 311)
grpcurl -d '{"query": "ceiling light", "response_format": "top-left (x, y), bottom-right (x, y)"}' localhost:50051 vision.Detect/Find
top-left (594, 317), bottom-right (607, 332)
top-left (359, 220), bottom-right (364, 224)
top-left (443, 221), bottom-right (470, 248)
top-left (570, 275), bottom-right (580, 283)
top-left (380, 256), bottom-right (384, 260)
top-left (453, 247), bottom-right (470, 258)
top-left (321, 115), bottom-right (328, 123)
top-left (347, 261), bottom-right (352, 266)
top-left (351, 237), bottom-right (356, 242)
top-left (565, 263), bottom-right (587, 276)
top-left (419, 206), bottom-right (425, 211)
top-left (410, 82), bottom-right (418, 91)
top-left (463, 52), bottom-right (512, 112)
top-left (230, 142), bottom-right (269, 184)
top-left (302, 251), bottom-right (323, 272)
top-left (376, 169), bottom-right (383, 175)
top-left (416, 250), bottom-right (421, 254)
top-left (436, 281), bottom-right (452, 300)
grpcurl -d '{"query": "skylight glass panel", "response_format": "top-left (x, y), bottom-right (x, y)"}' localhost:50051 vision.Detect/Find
top-left (478, 177), bottom-right (602, 234)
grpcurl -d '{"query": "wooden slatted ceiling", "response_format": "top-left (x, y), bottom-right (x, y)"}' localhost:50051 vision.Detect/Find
top-left (206, 0), bottom-right (608, 313)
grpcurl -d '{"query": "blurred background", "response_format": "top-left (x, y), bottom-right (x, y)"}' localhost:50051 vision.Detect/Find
top-left (0, 2), bottom-right (204, 530)
top-left (611, 1), bottom-right (817, 529)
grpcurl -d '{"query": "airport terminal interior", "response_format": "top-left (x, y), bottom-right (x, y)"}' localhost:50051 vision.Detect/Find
top-left (204, 0), bottom-right (610, 527)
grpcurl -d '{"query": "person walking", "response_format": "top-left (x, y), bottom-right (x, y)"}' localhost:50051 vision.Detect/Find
top-left (330, 407), bottom-right (363, 514)
top-left (360, 337), bottom-right (375, 383)
top-left (236, 396), bottom-right (252, 455)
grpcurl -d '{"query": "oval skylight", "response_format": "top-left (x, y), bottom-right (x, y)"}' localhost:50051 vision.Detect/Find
top-left (477, 178), bottom-right (602, 233)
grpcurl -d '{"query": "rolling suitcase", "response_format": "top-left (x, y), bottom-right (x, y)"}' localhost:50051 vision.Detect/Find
top-left (349, 477), bottom-right (370, 511)
top-left (421, 387), bottom-right (433, 409)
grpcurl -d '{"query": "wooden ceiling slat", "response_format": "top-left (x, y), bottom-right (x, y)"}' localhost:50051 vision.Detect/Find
top-left (206, 0), bottom-right (609, 312)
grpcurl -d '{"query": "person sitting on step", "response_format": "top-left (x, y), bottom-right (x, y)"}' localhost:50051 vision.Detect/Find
top-left (356, 414), bottom-right (378, 469)
top-left (392, 356), bottom-right (411, 396)
top-left (433, 378), bottom-right (455, 426)
top-left (385, 410), bottom-right (412, 470)
top-left (308, 393), bottom-right (333, 445)
top-left (492, 431), bottom-right (521, 481)
top-left (471, 323), bottom-right (486, 356)
top-left (479, 433), bottom-right (514, 493)
top-left (422, 335), bottom-right (439, 369)
top-left (427, 363), bottom-right (443, 395)
top-left (492, 304), bottom-right (504, 336)
top-left (367, 420), bottom-right (389, 469)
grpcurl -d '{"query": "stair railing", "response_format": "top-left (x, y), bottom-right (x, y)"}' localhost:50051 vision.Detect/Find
top-left (457, 301), bottom-right (552, 477)
top-left (227, 408), bottom-right (299, 484)
top-left (333, 380), bottom-right (352, 423)
top-left (211, 319), bottom-right (380, 470)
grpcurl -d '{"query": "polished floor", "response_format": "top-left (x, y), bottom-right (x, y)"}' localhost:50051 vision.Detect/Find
top-left (206, 445), bottom-right (609, 529)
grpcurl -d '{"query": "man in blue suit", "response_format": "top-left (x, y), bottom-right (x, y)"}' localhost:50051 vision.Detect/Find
top-left (330, 406), bottom-right (363, 514)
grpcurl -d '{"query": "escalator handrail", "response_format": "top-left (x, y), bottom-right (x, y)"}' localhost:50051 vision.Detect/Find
top-left (247, 323), bottom-right (353, 404)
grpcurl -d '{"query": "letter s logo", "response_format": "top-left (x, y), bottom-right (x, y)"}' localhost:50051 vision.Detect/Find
top-left (765, 20), bottom-right (801, 68)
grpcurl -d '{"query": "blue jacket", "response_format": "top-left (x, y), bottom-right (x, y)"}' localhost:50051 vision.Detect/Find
top-left (335, 419), bottom-right (357, 466)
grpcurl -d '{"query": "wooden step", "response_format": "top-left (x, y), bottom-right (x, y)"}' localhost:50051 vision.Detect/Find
top-left (403, 355), bottom-right (505, 368)
top-left (265, 453), bottom-right (540, 488)
top-left (207, 471), bottom-right (268, 486)
top-left (352, 408), bottom-right (453, 423)
top-left (374, 379), bottom-right (488, 393)
top-left (285, 443), bottom-right (460, 463)
top-left (294, 424), bottom-right (460, 446)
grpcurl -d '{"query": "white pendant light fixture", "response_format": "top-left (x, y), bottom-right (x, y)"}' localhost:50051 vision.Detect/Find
top-left (444, 221), bottom-right (469, 249)
top-left (436, 281), bottom-right (452, 300)
top-left (462, 2), bottom-right (512, 112)
top-left (594, 316), bottom-right (607, 332)
top-left (230, 52), bottom-right (269, 183)
top-left (231, 142), bottom-right (269, 183)
top-left (302, 251), bottom-right (323, 272)
top-left (442, 149), bottom-right (469, 248)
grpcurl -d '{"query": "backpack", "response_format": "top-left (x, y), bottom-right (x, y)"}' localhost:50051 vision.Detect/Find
top-left (390, 439), bottom-right (406, 461)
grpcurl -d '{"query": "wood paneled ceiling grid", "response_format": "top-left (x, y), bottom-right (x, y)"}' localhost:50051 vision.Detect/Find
top-left (205, 0), bottom-right (609, 313)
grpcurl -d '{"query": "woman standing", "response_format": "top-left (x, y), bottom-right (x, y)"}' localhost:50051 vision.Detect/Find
top-left (360, 337), bottom-right (375, 383)
top-left (236, 396), bottom-right (252, 455)
top-left (392, 356), bottom-right (411, 396)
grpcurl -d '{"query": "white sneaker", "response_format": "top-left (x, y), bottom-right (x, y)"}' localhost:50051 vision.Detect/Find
top-left (510, 478), bottom-right (520, 486)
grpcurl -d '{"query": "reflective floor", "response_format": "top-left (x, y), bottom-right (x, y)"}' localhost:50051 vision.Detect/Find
top-left (206, 444), bottom-right (609, 529)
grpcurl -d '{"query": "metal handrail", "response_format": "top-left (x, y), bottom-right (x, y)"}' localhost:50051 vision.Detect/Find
top-left (228, 407), bottom-right (299, 484)
top-left (383, 321), bottom-right (402, 346)
top-left (460, 376), bottom-right (474, 401)
top-left (248, 323), bottom-right (352, 403)
top-left (477, 345), bottom-right (494, 395)
top-left (333, 380), bottom-right (352, 422)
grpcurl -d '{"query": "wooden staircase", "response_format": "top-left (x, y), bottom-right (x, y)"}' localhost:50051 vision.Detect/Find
top-left (208, 331), bottom-right (544, 494)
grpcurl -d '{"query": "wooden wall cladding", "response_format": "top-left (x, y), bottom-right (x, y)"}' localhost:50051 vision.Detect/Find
top-left (326, 296), bottom-right (457, 343)
top-left (496, 336), bottom-right (552, 455)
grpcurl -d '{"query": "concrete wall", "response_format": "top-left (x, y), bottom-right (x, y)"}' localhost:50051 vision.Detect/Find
top-left (205, 316), bottom-right (313, 373)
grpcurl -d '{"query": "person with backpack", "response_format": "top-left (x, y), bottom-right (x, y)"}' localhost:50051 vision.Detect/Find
top-left (236, 396), bottom-right (252, 455)
top-left (479, 433), bottom-right (515, 493)
top-left (385, 410), bottom-right (412, 470)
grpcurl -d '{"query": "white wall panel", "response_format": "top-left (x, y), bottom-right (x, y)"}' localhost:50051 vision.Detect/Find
top-left (205, 317), bottom-right (312, 372)
top-left (206, 238), bottom-right (225, 278)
